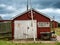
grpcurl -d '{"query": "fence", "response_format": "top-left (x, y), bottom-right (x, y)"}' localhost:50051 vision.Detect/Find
top-left (0, 21), bottom-right (12, 40)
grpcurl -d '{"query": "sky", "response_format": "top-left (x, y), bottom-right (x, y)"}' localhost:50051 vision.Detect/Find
top-left (0, 0), bottom-right (60, 23)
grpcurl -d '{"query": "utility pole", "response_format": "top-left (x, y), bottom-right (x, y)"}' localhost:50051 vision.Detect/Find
top-left (53, 16), bottom-right (55, 34)
top-left (30, 0), bottom-right (36, 42)
top-left (26, 0), bottom-right (35, 42)
top-left (26, 0), bottom-right (28, 39)
top-left (27, 0), bottom-right (28, 11)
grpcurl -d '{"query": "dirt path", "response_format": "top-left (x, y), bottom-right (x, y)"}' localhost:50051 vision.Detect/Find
top-left (11, 36), bottom-right (60, 43)
top-left (12, 40), bottom-right (56, 43)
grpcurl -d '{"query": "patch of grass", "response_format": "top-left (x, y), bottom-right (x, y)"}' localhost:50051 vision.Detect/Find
top-left (0, 40), bottom-right (15, 45)
top-left (55, 28), bottom-right (60, 36)
top-left (56, 42), bottom-right (60, 45)
top-left (0, 40), bottom-right (59, 45)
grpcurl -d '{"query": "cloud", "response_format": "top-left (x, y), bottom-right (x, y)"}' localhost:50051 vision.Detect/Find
top-left (38, 8), bottom-right (60, 14)
top-left (0, 7), bottom-right (26, 20)
top-left (6, 6), bottom-right (16, 11)
top-left (0, 14), bottom-right (15, 20)
top-left (0, 4), bottom-right (17, 14)
top-left (0, 4), bottom-right (6, 7)
top-left (38, 8), bottom-right (60, 17)
top-left (31, 0), bottom-right (60, 9)
top-left (52, 2), bottom-right (60, 8)
top-left (36, 8), bottom-right (60, 22)
top-left (0, 0), bottom-right (60, 22)
top-left (0, 0), bottom-right (60, 9)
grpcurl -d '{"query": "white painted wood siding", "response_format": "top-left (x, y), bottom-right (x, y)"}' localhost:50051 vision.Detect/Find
top-left (14, 20), bottom-right (37, 39)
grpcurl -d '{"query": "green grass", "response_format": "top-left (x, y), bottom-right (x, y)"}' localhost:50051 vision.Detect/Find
top-left (0, 40), bottom-right (60, 45)
top-left (55, 27), bottom-right (60, 36)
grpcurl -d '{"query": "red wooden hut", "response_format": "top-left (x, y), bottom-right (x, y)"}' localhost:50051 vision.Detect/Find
top-left (11, 9), bottom-right (51, 40)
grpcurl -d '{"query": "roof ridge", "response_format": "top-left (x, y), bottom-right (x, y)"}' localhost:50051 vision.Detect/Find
top-left (11, 9), bottom-right (51, 20)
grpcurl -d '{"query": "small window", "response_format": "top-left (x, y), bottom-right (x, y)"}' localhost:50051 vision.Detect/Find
top-left (38, 22), bottom-right (50, 27)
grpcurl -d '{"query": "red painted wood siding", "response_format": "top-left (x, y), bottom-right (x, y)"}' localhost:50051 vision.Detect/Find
top-left (52, 21), bottom-right (58, 28)
top-left (12, 10), bottom-right (51, 39)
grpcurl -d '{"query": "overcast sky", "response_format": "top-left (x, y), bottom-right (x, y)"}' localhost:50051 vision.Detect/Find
top-left (0, 0), bottom-right (60, 23)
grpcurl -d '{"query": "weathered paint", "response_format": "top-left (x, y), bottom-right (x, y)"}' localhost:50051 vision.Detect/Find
top-left (12, 9), bottom-right (51, 39)
top-left (14, 20), bottom-right (37, 39)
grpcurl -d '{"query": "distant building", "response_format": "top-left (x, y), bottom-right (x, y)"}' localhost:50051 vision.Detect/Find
top-left (52, 20), bottom-right (58, 28)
